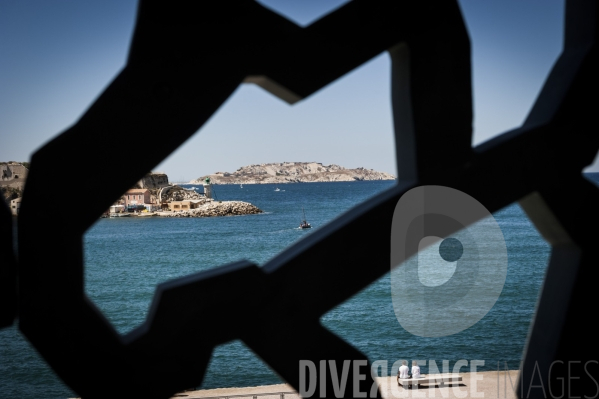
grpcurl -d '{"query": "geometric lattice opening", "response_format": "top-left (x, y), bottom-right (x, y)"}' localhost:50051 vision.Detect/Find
top-left (84, 55), bottom-right (395, 336)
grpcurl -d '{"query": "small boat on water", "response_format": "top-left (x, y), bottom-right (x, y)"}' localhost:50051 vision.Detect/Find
top-left (240, 184), bottom-right (243, 188)
top-left (299, 207), bottom-right (311, 229)
top-left (274, 187), bottom-right (280, 192)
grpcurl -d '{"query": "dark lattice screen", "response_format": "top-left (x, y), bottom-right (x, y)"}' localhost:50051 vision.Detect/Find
top-left (1, 1), bottom-right (597, 398)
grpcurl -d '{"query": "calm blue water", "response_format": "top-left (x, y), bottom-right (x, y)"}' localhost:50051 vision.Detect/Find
top-left (3, 176), bottom-right (596, 398)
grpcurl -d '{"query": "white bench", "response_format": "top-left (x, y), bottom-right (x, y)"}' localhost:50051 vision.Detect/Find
top-left (398, 373), bottom-right (462, 388)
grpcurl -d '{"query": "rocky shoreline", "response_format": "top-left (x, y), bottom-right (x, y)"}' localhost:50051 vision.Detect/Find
top-left (157, 200), bottom-right (263, 218)
top-left (101, 173), bottom-right (264, 219)
top-left (189, 162), bottom-right (395, 185)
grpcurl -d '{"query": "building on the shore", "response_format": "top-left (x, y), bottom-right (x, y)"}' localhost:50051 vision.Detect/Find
top-left (10, 197), bottom-right (21, 216)
top-left (123, 189), bottom-right (153, 212)
top-left (124, 189), bottom-right (150, 207)
top-left (106, 188), bottom-right (163, 214)
top-left (143, 203), bottom-right (161, 212)
top-left (168, 200), bottom-right (203, 212)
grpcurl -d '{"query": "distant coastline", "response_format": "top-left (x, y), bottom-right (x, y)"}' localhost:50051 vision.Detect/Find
top-left (189, 162), bottom-right (396, 185)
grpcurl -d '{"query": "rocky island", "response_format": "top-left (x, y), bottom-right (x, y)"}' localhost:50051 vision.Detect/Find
top-left (156, 183), bottom-right (262, 218)
top-left (189, 162), bottom-right (395, 185)
top-left (109, 172), bottom-right (264, 218)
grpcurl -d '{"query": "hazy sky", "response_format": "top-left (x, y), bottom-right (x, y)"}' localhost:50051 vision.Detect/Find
top-left (2, 0), bottom-right (593, 182)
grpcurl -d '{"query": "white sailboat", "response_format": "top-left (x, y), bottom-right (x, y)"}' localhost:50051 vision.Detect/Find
top-left (299, 207), bottom-right (311, 229)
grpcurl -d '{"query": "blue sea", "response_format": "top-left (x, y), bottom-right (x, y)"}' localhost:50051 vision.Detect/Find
top-left (2, 176), bottom-right (597, 398)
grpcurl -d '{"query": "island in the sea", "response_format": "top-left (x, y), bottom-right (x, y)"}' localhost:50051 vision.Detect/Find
top-left (189, 162), bottom-right (396, 185)
top-left (106, 172), bottom-right (262, 218)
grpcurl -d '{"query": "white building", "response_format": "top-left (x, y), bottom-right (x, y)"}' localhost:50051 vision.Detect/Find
top-left (10, 197), bottom-right (21, 216)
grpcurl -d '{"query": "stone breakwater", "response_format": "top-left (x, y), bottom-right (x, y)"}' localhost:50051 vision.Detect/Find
top-left (160, 200), bottom-right (263, 218)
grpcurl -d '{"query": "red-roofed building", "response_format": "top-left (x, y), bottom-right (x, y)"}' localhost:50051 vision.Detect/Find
top-left (124, 189), bottom-right (150, 208)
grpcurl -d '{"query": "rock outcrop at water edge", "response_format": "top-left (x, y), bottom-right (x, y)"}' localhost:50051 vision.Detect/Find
top-left (133, 172), bottom-right (170, 189)
top-left (159, 200), bottom-right (263, 218)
